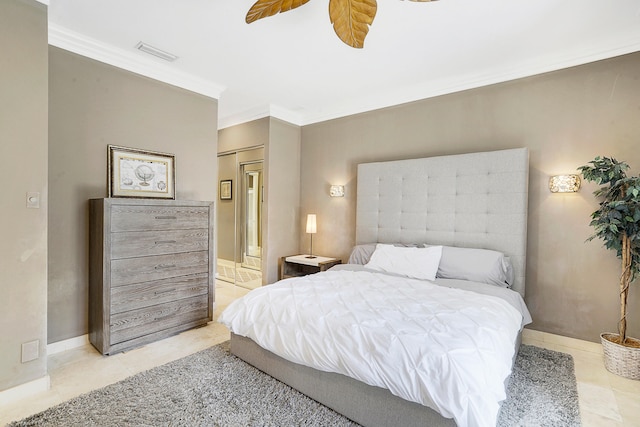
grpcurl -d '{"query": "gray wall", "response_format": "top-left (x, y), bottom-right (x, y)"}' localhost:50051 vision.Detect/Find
top-left (0, 0), bottom-right (49, 391)
top-left (264, 119), bottom-right (302, 284)
top-left (300, 52), bottom-right (640, 343)
top-left (219, 118), bottom-right (269, 154)
top-left (217, 153), bottom-right (238, 262)
top-left (48, 47), bottom-right (218, 343)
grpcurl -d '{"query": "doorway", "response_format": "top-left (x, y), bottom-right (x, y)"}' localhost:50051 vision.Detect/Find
top-left (216, 148), bottom-right (264, 290)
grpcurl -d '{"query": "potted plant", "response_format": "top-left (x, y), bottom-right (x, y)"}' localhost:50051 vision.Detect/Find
top-left (579, 156), bottom-right (640, 380)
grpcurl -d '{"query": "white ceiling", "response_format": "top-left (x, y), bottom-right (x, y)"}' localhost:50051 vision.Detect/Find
top-left (46, 0), bottom-right (640, 128)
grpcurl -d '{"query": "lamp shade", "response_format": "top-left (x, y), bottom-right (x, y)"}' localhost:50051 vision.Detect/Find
top-left (549, 175), bottom-right (581, 193)
top-left (330, 185), bottom-right (345, 197)
top-left (306, 214), bottom-right (317, 234)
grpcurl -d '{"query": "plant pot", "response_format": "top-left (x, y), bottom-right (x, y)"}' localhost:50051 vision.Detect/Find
top-left (601, 333), bottom-right (640, 380)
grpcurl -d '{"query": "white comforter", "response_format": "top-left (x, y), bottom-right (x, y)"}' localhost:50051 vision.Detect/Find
top-left (219, 269), bottom-right (530, 427)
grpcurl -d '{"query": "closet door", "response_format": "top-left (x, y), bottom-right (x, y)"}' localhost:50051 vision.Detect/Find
top-left (216, 148), bottom-right (264, 289)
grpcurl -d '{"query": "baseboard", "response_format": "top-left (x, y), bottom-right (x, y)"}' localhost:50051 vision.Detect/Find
top-left (0, 375), bottom-right (50, 406)
top-left (522, 328), bottom-right (603, 355)
top-left (47, 334), bottom-right (90, 355)
top-left (0, 337), bottom-right (88, 405)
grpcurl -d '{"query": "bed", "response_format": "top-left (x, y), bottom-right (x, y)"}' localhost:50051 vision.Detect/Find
top-left (219, 148), bottom-right (531, 427)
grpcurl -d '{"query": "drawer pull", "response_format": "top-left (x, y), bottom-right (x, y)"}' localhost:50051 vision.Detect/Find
top-left (155, 288), bottom-right (176, 295)
top-left (154, 264), bottom-right (176, 269)
top-left (155, 240), bottom-right (177, 245)
top-left (155, 216), bottom-right (177, 220)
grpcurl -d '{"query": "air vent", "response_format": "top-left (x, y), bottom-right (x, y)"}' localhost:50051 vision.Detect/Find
top-left (135, 42), bottom-right (178, 62)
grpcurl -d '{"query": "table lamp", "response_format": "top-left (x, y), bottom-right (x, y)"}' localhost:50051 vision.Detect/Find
top-left (306, 214), bottom-right (317, 259)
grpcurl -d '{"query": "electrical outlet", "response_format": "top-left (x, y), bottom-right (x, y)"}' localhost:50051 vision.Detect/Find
top-left (21, 340), bottom-right (39, 363)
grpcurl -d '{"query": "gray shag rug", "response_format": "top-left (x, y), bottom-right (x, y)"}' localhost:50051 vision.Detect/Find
top-left (10, 343), bottom-right (580, 426)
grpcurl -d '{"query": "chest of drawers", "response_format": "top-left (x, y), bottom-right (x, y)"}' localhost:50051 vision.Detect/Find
top-left (89, 198), bottom-right (214, 354)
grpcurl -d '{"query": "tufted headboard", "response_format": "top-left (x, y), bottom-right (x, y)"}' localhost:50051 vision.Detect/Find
top-left (356, 148), bottom-right (529, 296)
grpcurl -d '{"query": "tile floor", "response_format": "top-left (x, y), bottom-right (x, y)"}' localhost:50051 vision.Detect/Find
top-left (1, 281), bottom-right (639, 426)
top-left (523, 329), bottom-right (640, 426)
top-left (216, 258), bottom-right (262, 290)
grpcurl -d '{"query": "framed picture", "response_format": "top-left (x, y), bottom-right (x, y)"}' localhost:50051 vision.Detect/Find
top-left (108, 145), bottom-right (175, 199)
top-left (220, 180), bottom-right (232, 200)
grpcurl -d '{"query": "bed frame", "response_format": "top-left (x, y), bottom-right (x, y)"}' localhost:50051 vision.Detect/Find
top-left (230, 148), bottom-right (529, 426)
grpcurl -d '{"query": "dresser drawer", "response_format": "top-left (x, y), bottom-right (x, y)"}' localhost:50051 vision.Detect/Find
top-left (111, 205), bottom-right (209, 232)
top-left (111, 229), bottom-right (209, 259)
top-left (109, 295), bottom-right (208, 345)
top-left (110, 251), bottom-right (209, 287)
top-left (110, 273), bottom-right (209, 314)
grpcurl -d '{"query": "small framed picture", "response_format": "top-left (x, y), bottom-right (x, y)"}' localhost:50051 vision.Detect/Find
top-left (108, 145), bottom-right (175, 199)
top-left (220, 180), bottom-right (232, 200)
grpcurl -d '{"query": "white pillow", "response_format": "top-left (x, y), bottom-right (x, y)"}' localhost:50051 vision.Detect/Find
top-left (348, 243), bottom-right (419, 265)
top-left (365, 244), bottom-right (442, 281)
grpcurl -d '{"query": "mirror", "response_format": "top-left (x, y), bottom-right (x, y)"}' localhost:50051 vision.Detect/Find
top-left (238, 162), bottom-right (262, 289)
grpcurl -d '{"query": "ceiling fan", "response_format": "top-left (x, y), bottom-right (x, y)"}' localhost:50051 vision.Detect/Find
top-left (245, 0), bottom-right (437, 49)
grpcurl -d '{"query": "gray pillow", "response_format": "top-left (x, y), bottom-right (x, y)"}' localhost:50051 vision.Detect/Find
top-left (348, 244), bottom-right (376, 265)
top-left (427, 245), bottom-right (513, 288)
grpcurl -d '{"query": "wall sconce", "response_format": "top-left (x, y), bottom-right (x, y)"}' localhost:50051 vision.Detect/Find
top-left (330, 185), bottom-right (345, 197)
top-left (306, 214), bottom-right (317, 259)
top-left (549, 175), bottom-right (581, 193)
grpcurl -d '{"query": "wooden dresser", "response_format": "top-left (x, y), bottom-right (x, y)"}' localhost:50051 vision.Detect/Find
top-left (89, 198), bottom-right (214, 355)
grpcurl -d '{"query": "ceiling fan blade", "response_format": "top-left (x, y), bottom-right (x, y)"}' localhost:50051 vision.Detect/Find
top-left (329, 0), bottom-right (377, 48)
top-left (246, 0), bottom-right (311, 24)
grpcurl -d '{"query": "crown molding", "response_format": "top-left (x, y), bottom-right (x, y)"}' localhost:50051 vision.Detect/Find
top-left (48, 21), bottom-right (640, 129)
top-left (48, 24), bottom-right (225, 100)
top-left (296, 36), bottom-right (640, 126)
top-left (219, 35), bottom-right (640, 128)
top-left (218, 104), bottom-right (302, 129)
top-left (269, 105), bottom-right (303, 126)
top-left (217, 105), bottom-right (271, 130)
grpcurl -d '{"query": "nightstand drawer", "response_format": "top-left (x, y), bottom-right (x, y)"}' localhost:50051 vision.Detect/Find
top-left (110, 273), bottom-right (209, 314)
top-left (111, 229), bottom-right (209, 259)
top-left (110, 251), bottom-right (209, 287)
top-left (111, 205), bottom-right (209, 232)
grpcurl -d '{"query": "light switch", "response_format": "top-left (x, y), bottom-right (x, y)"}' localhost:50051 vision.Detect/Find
top-left (26, 192), bottom-right (40, 209)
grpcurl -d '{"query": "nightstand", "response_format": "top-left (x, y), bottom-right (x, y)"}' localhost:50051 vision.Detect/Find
top-left (278, 255), bottom-right (342, 281)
